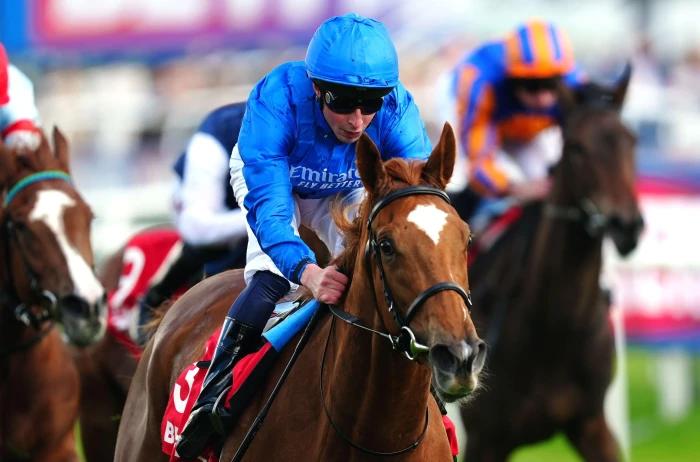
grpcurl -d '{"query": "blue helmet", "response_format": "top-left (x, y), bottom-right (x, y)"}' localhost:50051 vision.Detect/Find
top-left (305, 13), bottom-right (399, 89)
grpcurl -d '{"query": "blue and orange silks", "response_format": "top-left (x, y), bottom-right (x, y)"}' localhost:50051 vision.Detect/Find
top-left (450, 20), bottom-right (584, 196)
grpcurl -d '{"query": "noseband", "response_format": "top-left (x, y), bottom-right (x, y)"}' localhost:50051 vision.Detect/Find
top-left (544, 197), bottom-right (609, 237)
top-left (1, 171), bottom-right (72, 355)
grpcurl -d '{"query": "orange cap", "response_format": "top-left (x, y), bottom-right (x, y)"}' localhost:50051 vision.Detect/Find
top-left (505, 20), bottom-right (575, 79)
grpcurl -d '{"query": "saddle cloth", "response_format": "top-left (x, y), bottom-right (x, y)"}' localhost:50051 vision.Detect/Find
top-left (161, 300), bottom-right (319, 461)
top-left (107, 228), bottom-right (183, 358)
top-left (160, 300), bottom-right (459, 461)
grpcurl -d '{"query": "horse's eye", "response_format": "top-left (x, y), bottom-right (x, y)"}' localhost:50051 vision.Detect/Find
top-left (378, 239), bottom-right (394, 256)
top-left (468, 235), bottom-right (473, 248)
top-left (10, 220), bottom-right (27, 232)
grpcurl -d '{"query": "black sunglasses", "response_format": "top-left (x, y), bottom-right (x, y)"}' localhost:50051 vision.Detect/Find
top-left (323, 91), bottom-right (383, 115)
top-left (512, 77), bottom-right (560, 94)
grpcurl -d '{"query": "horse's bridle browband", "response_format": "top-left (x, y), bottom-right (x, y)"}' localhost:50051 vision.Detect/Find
top-left (1, 170), bottom-right (72, 353)
top-left (322, 185), bottom-right (472, 457)
top-left (4, 170), bottom-right (72, 206)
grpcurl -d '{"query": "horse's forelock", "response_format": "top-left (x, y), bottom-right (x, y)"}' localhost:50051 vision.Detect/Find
top-left (332, 157), bottom-right (444, 277)
top-left (575, 83), bottom-right (620, 110)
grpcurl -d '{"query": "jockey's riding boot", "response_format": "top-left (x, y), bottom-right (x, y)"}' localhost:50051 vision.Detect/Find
top-left (176, 317), bottom-right (258, 459)
top-left (176, 270), bottom-right (290, 459)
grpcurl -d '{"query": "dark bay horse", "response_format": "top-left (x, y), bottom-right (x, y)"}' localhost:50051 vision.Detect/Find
top-left (458, 68), bottom-right (643, 461)
top-left (0, 129), bottom-right (106, 462)
top-left (115, 123), bottom-right (486, 461)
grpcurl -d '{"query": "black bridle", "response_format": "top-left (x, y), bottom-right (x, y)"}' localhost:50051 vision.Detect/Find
top-left (1, 171), bottom-right (72, 356)
top-left (330, 185), bottom-right (472, 360)
top-left (544, 197), bottom-right (609, 237)
top-left (323, 185), bottom-right (472, 457)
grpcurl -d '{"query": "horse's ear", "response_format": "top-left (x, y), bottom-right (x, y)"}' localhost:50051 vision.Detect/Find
top-left (356, 133), bottom-right (387, 195)
top-left (422, 122), bottom-right (456, 189)
top-left (612, 63), bottom-right (632, 110)
top-left (557, 80), bottom-right (577, 120)
top-left (0, 142), bottom-right (18, 187)
top-left (52, 126), bottom-right (70, 172)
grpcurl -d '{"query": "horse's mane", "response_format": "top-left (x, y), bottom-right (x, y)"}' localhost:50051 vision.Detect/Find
top-left (143, 299), bottom-right (176, 338)
top-left (331, 157), bottom-right (434, 278)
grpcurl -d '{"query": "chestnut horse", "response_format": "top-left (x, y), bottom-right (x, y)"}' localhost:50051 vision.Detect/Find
top-left (0, 129), bottom-right (106, 462)
top-left (115, 123), bottom-right (486, 461)
top-left (457, 68), bottom-right (643, 461)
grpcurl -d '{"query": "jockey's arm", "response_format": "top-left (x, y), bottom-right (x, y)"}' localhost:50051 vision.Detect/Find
top-left (176, 132), bottom-right (246, 246)
top-left (1, 65), bottom-right (41, 150)
top-left (235, 92), bottom-right (316, 286)
top-left (456, 72), bottom-right (509, 197)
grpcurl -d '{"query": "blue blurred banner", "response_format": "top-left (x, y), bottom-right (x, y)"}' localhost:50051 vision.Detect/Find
top-left (1, 0), bottom-right (395, 57)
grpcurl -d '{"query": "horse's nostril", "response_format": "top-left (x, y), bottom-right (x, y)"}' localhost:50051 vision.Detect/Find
top-left (430, 344), bottom-right (459, 374)
top-left (473, 339), bottom-right (488, 374)
top-left (431, 340), bottom-right (487, 376)
top-left (61, 294), bottom-right (90, 317)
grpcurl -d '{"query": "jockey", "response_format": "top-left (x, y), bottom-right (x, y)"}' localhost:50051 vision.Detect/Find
top-left (0, 43), bottom-right (41, 149)
top-left (135, 102), bottom-right (248, 344)
top-left (177, 13), bottom-right (431, 458)
top-left (449, 19), bottom-right (584, 228)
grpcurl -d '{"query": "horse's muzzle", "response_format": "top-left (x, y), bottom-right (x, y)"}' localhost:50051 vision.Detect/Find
top-left (608, 213), bottom-right (644, 257)
top-left (429, 339), bottom-right (487, 402)
top-left (60, 293), bottom-right (107, 347)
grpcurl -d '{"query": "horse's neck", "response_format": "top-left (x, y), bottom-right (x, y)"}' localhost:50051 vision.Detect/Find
top-left (325, 279), bottom-right (432, 438)
top-left (524, 205), bottom-right (604, 328)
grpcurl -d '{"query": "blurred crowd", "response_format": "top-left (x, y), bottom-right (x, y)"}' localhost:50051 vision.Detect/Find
top-left (7, 0), bottom-right (700, 258)
top-left (29, 35), bottom-right (700, 188)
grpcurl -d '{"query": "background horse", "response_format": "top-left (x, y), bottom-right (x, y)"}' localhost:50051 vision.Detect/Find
top-left (74, 228), bottom-right (181, 462)
top-left (115, 123), bottom-right (486, 462)
top-left (0, 129), bottom-right (105, 462)
top-left (457, 68), bottom-right (643, 461)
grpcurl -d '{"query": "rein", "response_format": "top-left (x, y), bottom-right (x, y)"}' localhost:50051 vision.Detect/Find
top-left (320, 315), bottom-right (430, 457)
top-left (1, 170), bottom-right (72, 354)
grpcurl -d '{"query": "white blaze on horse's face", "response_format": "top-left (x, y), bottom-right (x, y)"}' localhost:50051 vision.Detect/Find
top-left (29, 190), bottom-right (104, 304)
top-left (407, 204), bottom-right (448, 245)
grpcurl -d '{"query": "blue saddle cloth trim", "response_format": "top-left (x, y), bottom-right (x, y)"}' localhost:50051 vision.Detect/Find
top-left (262, 300), bottom-right (320, 351)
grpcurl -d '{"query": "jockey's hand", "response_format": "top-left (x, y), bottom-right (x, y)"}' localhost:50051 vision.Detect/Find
top-left (300, 263), bottom-right (348, 305)
top-left (508, 178), bottom-right (551, 202)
